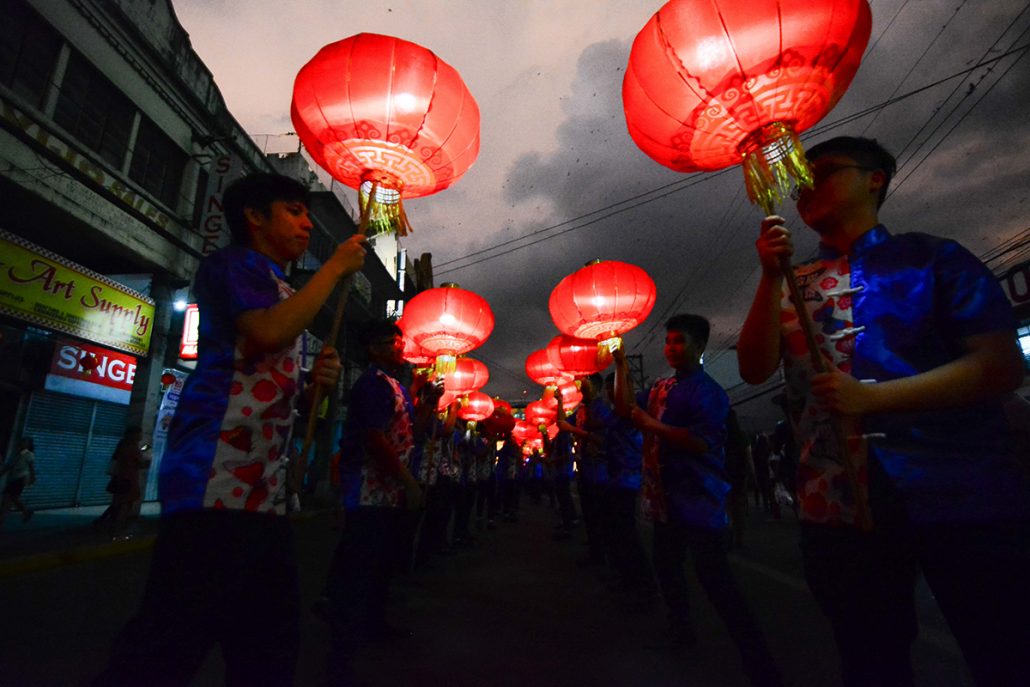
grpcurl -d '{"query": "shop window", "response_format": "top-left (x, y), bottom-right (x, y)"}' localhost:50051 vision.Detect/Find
top-left (129, 116), bottom-right (187, 211)
top-left (0, 1), bottom-right (62, 109)
top-left (53, 51), bottom-right (134, 169)
top-left (1018, 325), bottom-right (1030, 370)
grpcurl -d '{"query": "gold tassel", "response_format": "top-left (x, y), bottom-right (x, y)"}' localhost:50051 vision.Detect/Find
top-left (739, 122), bottom-right (814, 216)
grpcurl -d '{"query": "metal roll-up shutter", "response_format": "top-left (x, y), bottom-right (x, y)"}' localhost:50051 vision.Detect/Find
top-left (20, 391), bottom-right (127, 509)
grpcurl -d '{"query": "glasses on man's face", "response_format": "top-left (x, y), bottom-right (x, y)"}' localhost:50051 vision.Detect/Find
top-left (790, 164), bottom-right (875, 200)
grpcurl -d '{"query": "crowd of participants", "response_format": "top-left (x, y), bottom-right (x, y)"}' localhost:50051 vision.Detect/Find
top-left (88, 134), bottom-right (1030, 687)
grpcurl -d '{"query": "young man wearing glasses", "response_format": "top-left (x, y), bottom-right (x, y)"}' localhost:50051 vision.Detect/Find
top-left (738, 136), bottom-right (1030, 686)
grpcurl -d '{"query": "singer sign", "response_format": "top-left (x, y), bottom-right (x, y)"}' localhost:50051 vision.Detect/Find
top-left (45, 340), bottom-right (138, 405)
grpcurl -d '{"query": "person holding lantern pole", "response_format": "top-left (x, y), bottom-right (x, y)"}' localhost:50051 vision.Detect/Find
top-left (737, 135), bottom-right (1030, 687)
top-left (94, 172), bottom-right (366, 687)
top-left (614, 315), bottom-right (781, 687)
top-left (327, 320), bottom-right (442, 661)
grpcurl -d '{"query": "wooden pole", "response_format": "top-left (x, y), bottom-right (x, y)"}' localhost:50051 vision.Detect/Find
top-left (779, 255), bottom-right (871, 530)
top-left (288, 182), bottom-right (379, 500)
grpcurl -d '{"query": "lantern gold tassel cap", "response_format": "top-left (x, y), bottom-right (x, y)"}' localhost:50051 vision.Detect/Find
top-left (435, 354), bottom-right (457, 376)
top-left (599, 336), bottom-right (622, 354)
top-left (739, 122), bottom-right (814, 216)
top-left (359, 176), bottom-right (412, 237)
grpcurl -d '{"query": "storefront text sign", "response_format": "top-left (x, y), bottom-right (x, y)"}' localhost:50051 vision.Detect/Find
top-left (44, 340), bottom-right (137, 405)
top-left (0, 229), bottom-right (155, 355)
top-left (180, 303), bottom-right (199, 359)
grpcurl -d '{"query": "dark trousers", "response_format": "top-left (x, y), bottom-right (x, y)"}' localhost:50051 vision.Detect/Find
top-left (94, 510), bottom-right (300, 687)
top-left (476, 478), bottom-right (495, 519)
top-left (602, 485), bottom-right (653, 589)
top-left (453, 481), bottom-right (475, 538)
top-left (652, 520), bottom-right (780, 687)
top-left (417, 478), bottom-right (455, 560)
top-left (326, 507), bottom-right (409, 641)
top-left (577, 477), bottom-right (606, 561)
top-left (802, 518), bottom-right (1030, 687)
top-left (554, 472), bottom-right (576, 530)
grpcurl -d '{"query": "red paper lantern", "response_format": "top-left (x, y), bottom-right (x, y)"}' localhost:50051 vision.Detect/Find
top-left (525, 398), bottom-right (558, 429)
top-left (436, 391), bottom-right (457, 413)
top-left (443, 357), bottom-right (489, 396)
top-left (458, 391), bottom-right (495, 424)
top-left (397, 318), bottom-right (436, 369)
top-left (549, 260), bottom-right (657, 351)
top-left (512, 420), bottom-right (539, 447)
top-left (492, 397), bottom-right (514, 416)
top-left (525, 349), bottom-right (574, 392)
top-left (545, 423), bottom-right (560, 441)
top-left (292, 33), bottom-right (480, 236)
top-left (546, 334), bottom-right (613, 378)
top-left (481, 409), bottom-right (517, 439)
top-left (557, 383), bottom-right (583, 413)
top-left (160, 372), bottom-right (177, 387)
top-left (623, 0), bottom-right (872, 212)
top-left (401, 283), bottom-right (494, 374)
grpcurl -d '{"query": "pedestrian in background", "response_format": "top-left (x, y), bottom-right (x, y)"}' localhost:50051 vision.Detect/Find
top-left (0, 437), bottom-right (36, 526)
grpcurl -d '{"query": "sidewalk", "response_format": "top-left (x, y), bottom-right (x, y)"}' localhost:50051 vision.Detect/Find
top-left (0, 503), bottom-right (161, 578)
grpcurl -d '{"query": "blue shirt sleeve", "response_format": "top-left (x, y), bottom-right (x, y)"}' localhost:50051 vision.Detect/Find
top-left (936, 239), bottom-right (1016, 338)
top-left (195, 247), bottom-right (280, 325)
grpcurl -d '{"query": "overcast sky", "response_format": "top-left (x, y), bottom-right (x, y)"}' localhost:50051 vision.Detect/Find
top-left (172, 0), bottom-right (1030, 428)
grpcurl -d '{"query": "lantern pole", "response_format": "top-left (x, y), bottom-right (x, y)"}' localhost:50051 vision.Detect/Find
top-left (288, 181), bottom-right (379, 501)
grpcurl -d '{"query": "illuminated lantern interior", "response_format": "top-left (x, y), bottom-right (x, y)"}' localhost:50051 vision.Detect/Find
top-left (623, 0), bottom-right (872, 213)
top-left (525, 349), bottom-right (575, 396)
top-left (458, 391), bottom-right (495, 426)
top-left (512, 420), bottom-right (539, 447)
top-left (399, 330), bottom-right (435, 371)
top-left (549, 260), bottom-right (657, 352)
top-left (401, 283), bottom-right (494, 374)
top-left (525, 398), bottom-right (558, 430)
top-left (557, 383), bottom-right (583, 413)
top-left (292, 33), bottom-right (480, 236)
top-left (546, 334), bottom-right (613, 378)
top-left (442, 357), bottom-right (489, 396)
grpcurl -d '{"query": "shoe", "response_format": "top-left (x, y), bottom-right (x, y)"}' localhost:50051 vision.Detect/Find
top-left (645, 626), bottom-right (697, 652)
top-left (22, 510), bottom-right (33, 523)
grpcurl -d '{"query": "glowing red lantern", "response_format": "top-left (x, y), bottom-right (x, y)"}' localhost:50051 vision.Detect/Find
top-left (525, 349), bottom-right (574, 394)
top-left (623, 0), bottom-right (872, 212)
top-left (401, 283), bottom-right (494, 374)
top-left (549, 260), bottom-right (657, 351)
top-left (512, 420), bottom-right (539, 447)
top-left (492, 397), bottom-right (513, 416)
top-left (525, 398), bottom-right (558, 430)
top-left (442, 357), bottom-right (489, 396)
top-left (458, 391), bottom-right (495, 425)
top-left (292, 33), bottom-right (480, 235)
top-left (546, 334), bottom-right (613, 378)
top-left (398, 324), bottom-right (435, 370)
top-left (557, 383), bottom-right (583, 413)
top-left (436, 390), bottom-right (457, 413)
top-left (481, 409), bottom-right (517, 439)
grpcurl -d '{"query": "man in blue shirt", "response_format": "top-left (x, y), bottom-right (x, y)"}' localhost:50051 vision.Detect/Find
top-left (615, 314), bottom-right (781, 687)
top-left (96, 173), bottom-right (366, 686)
top-left (738, 136), bottom-right (1030, 686)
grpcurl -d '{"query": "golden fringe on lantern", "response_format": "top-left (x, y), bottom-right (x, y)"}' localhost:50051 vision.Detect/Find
top-left (739, 122), bottom-right (814, 216)
top-left (359, 178), bottom-right (413, 237)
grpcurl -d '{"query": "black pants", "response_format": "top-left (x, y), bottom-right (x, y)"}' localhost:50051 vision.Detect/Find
top-left (802, 518), bottom-right (1030, 687)
top-left (602, 485), bottom-right (653, 589)
top-left (652, 520), bottom-right (780, 687)
top-left (93, 510), bottom-right (300, 687)
top-left (577, 477), bottom-right (606, 561)
top-left (554, 472), bottom-right (576, 530)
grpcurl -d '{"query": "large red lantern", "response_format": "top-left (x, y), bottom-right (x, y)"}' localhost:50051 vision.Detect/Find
top-left (481, 409), bottom-right (517, 439)
top-left (442, 357), bottom-right (489, 395)
top-left (492, 397), bottom-right (514, 416)
top-left (549, 260), bottom-right (657, 352)
top-left (525, 398), bottom-right (558, 430)
top-left (623, 0), bottom-right (872, 213)
top-left (458, 391), bottom-right (495, 425)
top-left (436, 391), bottom-right (457, 413)
top-left (557, 383), bottom-right (583, 413)
top-left (399, 331), bottom-right (435, 370)
top-left (546, 334), bottom-right (613, 378)
top-left (292, 33), bottom-right (480, 235)
top-left (401, 283), bottom-right (494, 374)
top-left (512, 420), bottom-right (540, 447)
top-left (525, 349), bottom-right (575, 395)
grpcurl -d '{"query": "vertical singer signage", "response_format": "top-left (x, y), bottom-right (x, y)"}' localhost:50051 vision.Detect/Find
top-left (0, 229), bottom-right (155, 356)
top-left (198, 154), bottom-right (242, 255)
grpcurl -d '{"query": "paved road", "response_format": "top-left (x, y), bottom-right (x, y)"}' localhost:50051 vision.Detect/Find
top-left (0, 501), bottom-right (972, 687)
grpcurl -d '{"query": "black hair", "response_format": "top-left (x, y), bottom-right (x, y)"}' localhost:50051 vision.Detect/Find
top-left (665, 313), bottom-right (710, 349)
top-left (805, 136), bottom-right (897, 208)
top-left (361, 320), bottom-right (403, 348)
top-left (222, 173), bottom-right (310, 245)
top-left (587, 372), bottom-right (604, 390)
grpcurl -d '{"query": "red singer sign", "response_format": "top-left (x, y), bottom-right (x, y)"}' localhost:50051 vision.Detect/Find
top-left (44, 340), bottom-right (137, 405)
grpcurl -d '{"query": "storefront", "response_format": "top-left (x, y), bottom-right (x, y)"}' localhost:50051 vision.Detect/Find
top-left (0, 229), bottom-right (154, 508)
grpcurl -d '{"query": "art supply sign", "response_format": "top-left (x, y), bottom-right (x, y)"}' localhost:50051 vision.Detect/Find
top-left (0, 229), bottom-right (155, 356)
